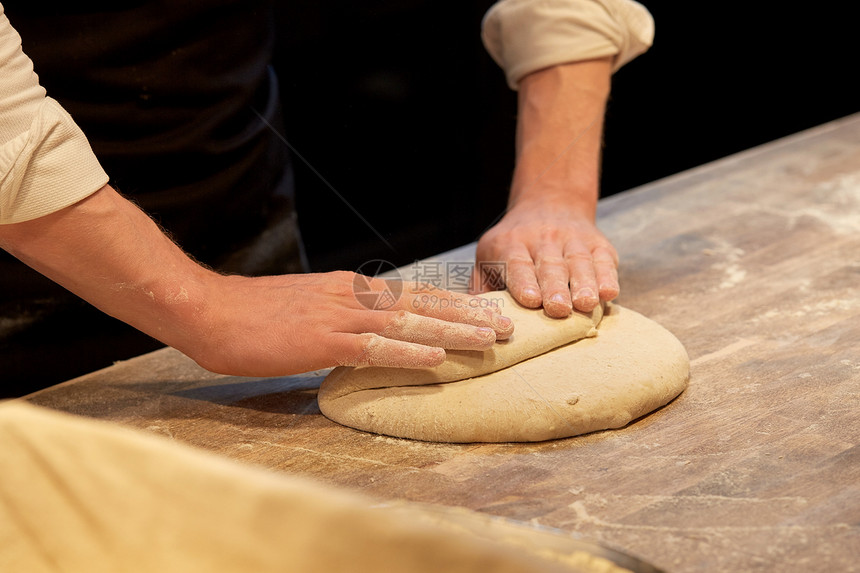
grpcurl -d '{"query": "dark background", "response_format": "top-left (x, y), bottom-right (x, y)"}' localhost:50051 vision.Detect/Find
top-left (273, 1), bottom-right (858, 272)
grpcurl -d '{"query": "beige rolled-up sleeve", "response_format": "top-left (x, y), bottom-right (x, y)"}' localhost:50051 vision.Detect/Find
top-left (482, 0), bottom-right (655, 89)
top-left (0, 5), bottom-right (108, 225)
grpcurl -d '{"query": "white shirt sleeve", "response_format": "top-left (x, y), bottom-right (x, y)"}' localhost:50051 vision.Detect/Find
top-left (0, 5), bottom-right (108, 224)
top-left (482, 0), bottom-right (655, 89)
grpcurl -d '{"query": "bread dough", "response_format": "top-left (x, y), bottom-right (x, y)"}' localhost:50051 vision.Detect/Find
top-left (319, 293), bottom-right (689, 443)
top-left (323, 290), bottom-right (602, 397)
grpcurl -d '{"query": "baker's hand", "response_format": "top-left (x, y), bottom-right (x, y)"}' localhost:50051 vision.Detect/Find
top-left (473, 59), bottom-right (617, 318)
top-left (471, 199), bottom-right (619, 318)
top-left (0, 186), bottom-right (514, 381)
top-left (188, 272), bottom-right (514, 377)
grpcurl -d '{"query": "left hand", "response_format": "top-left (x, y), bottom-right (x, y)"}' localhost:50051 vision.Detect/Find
top-left (471, 59), bottom-right (617, 318)
top-left (471, 198), bottom-right (619, 317)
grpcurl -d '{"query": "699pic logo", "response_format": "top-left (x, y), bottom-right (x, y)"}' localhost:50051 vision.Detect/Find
top-left (352, 259), bottom-right (403, 310)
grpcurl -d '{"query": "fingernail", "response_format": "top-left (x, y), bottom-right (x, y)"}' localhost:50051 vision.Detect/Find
top-left (494, 315), bottom-right (512, 329)
top-left (472, 327), bottom-right (496, 347)
top-left (476, 326), bottom-right (495, 339)
top-left (598, 283), bottom-right (619, 298)
top-left (576, 288), bottom-right (596, 301)
top-left (549, 293), bottom-right (567, 305)
top-left (523, 287), bottom-right (540, 300)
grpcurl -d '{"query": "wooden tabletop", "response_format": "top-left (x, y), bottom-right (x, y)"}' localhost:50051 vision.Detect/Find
top-left (26, 113), bottom-right (860, 572)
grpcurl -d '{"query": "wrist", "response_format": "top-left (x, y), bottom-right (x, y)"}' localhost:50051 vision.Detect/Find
top-left (508, 169), bottom-right (599, 211)
top-left (137, 262), bottom-right (218, 355)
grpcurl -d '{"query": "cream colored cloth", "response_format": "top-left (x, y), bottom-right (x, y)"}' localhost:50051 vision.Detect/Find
top-left (0, 401), bottom-right (595, 572)
top-left (483, 0), bottom-right (655, 89)
top-left (0, 5), bottom-right (108, 225)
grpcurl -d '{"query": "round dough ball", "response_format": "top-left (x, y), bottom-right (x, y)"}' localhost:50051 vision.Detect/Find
top-left (319, 302), bottom-right (689, 443)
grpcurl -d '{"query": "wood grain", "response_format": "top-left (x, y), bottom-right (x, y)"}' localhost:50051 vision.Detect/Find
top-left (26, 113), bottom-right (860, 572)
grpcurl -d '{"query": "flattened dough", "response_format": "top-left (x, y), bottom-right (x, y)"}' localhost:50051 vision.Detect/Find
top-left (323, 291), bottom-right (602, 397)
top-left (319, 294), bottom-right (689, 443)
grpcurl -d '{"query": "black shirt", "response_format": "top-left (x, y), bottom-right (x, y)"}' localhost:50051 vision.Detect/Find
top-left (0, 1), bottom-right (304, 395)
top-left (3, 0), bottom-right (293, 266)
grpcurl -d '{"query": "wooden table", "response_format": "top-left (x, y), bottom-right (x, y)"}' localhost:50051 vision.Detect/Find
top-left (27, 114), bottom-right (860, 572)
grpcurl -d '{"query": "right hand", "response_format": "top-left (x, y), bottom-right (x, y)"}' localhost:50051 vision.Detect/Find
top-left (183, 271), bottom-right (514, 377)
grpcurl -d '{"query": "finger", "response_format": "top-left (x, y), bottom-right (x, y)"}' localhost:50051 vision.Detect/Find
top-left (380, 311), bottom-right (496, 351)
top-left (565, 246), bottom-right (600, 313)
top-left (467, 266), bottom-right (508, 296)
top-left (471, 238), bottom-right (505, 295)
top-left (468, 264), bottom-right (490, 295)
top-left (533, 249), bottom-right (574, 318)
top-left (593, 245), bottom-right (620, 302)
top-left (357, 275), bottom-right (513, 339)
top-left (400, 290), bottom-right (514, 340)
top-left (335, 333), bottom-right (447, 369)
top-left (404, 282), bottom-right (500, 312)
top-left (503, 251), bottom-right (543, 309)
top-left (353, 275), bottom-right (503, 319)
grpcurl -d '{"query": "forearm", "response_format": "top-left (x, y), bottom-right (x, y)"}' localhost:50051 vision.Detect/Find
top-left (509, 58), bottom-right (612, 214)
top-left (0, 185), bottom-right (517, 377)
top-left (476, 1), bottom-right (652, 314)
top-left (0, 184), bottom-right (212, 354)
top-left (473, 58), bottom-right (617, 315)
